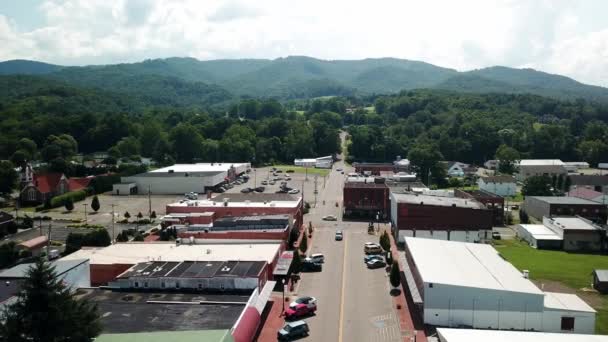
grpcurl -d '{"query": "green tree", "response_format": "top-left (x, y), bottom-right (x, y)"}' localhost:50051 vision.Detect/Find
top-left (299, 233), bottom-right (308, 254)
top-left (137, 212), bottom-right (143, 220)
top-left (519, 210), bottom-right (530, 224)
top-left (124, 211), bottom-right (131, 220)
top-left (17, 138), bottom-right (38, 159)
top-left (133, 232), bottom-right (144, 242)
top-left (0, 241), bottom-right (19, 268)
top-left (556, 174), bottom-right (564, 191)
top-left (386, 251), bottom-right (393, 265)
top-left (0, 161), bottom-right (18, 195)
top-left (288, 227), bottom-right (300, 250)
top-left (379, 231), bottom-right (390, 252)
top-left (64, 197), bottom-right (74, 212)
top-left (389, 262), bottom-right (401, 288)
top-left (150, 211), bottom-right (157, 219)
top-left (521, 175), bottom-right (553, 196)
top-left (91, 195), bottom-right (100, 212)
top-left (289, 249), bottom-right (302, 274)
top-left (578, 140), bottom-right (608, 167)
top-left (0, 258), bottom-right (102, 341)
top-left (408, 144), bottom-right (444, 185)
top-left (116, 231), bottom-right (129, 242)
top-left (169, 123), bottom-right (204, 162)
top-left (495, 144), bottom-right (520, 174)
top-left (10, 150), bottom-right (29, 168)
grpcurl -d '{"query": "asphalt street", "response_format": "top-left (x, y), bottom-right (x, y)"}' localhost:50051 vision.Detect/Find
top-left (293, 134), bottom-right (401, 342)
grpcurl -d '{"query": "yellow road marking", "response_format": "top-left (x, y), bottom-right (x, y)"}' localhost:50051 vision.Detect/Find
top-left (338, 231), bottom-right (348, 342)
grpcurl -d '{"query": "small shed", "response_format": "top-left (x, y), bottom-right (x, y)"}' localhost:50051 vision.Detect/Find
top-left (593, 269), bottom-right (608, 294)
top-left (17, 236), bottom-right (48, 256)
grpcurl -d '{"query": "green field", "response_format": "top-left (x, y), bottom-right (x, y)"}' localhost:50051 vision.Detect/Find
top-left (495, 239), bottom-right (608, 333)
top-left (273, 165), bottom-right (330, 177)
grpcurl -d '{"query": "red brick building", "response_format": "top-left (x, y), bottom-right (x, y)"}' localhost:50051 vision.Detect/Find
top-left (454, 189), bottom-right (505, 226)
top-left (343, 181), bottom-right (390, 219)
top-left (390, 193), bottom-right (493, 243)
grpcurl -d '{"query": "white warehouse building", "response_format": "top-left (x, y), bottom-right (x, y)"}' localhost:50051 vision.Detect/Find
top-left (403, 237), bottom-right (595, 334)
top-left (114, 163), bottom-right (250, 195)
top-left (294, 155), bottom-right (333, 169)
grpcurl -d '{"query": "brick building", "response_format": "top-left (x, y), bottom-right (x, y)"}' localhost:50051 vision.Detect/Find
top-left (523, 196), bottom-right (608, 223)
top-left (343, 181), bottom-right (390, 219)
top-left (390, 193), bottom-right (493, 243)
top-left (455, 189), bottom-right (505, 226)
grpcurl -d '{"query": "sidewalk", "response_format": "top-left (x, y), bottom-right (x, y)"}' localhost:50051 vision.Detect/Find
top-left (387, 229), bottom-right (427, 342)
top-left (255, 294), bottom-right (288, 342)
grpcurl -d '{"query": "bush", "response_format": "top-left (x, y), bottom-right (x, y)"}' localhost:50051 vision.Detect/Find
top-left (115, 231), bottom-right (129, 242)
top-left (519, 209), bottom-right (530, 224)
top-left (389, 263), bottom-right (401, 288)
top-left (303, 202), bottom-right (311, 214)
top-left (21, 215), bottom-right (33, 229)
top-left (91, 196), bottom-right (100, 212)
top-left (50, 190), bottom-right (87, 209)
top-left (133, 232), bottom-right (144, 242)
top-left (299, 233), bottom-right (308, 253)
top-left (379, 231), bottom-right (390, 252)
top-left (64, 198), bottom-right (74, 211)
top-left (65, 229), bottom-right (111, 254)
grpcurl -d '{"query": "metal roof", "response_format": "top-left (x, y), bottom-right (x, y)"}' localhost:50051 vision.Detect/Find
top-left (519, 159), bottom-right (564, 166)
top-left (151, 163), bottom-right (249, 173)
top-left (545, 216), bottom-right (600, 231)
top-left (544, 292), bottom-right (595, 313)
top-left (0, 259), bottom-right (89, 279)
top-left (594, 269), bottom-right (608, 282)
top-left (437, 328), bottom-right (608, 342)
top-left (95, 330), bottom-right (232, 342)
top-left (405, 237), bottom-right (543, 294)
top-left (118, 260), bottom-right (265, 279)
top-left (518, 224), bottom-right (562, 241)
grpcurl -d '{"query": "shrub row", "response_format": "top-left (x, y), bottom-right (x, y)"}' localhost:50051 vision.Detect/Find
top-left (51, 190), bottom-right (87, 208)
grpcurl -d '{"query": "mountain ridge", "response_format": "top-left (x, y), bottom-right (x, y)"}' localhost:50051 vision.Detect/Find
top-left (1, 56), bottom-right (607, 102)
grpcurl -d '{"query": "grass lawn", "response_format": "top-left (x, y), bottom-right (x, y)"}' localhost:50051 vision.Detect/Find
top-left (273, 165), bottom-right (330, 177)
top-left (364, 106), bottom-right (376, 114)
top-left (494, 239), bottom-right (608, 333)
top-left (506, 192), bottom-right (524, 202)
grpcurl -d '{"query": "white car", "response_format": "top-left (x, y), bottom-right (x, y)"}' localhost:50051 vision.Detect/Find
top-left (322, 215), bottom-right (337, 221)
top-left (288, 189), bottom-right (300, 194)
top-left (305, 253), bottom-right (324, 264)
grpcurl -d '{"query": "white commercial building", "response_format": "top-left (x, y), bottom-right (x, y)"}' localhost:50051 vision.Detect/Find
top-left (294, 155), bottom-right (333, 169)
top-left (517, 224), bottom-right (563, 249)
top-left (403, 237), bottom-right (595, 334)
top-left (115, 163), bottom-right (250, 195)
top-left (518, 216), bottom-right (603, 252)
top-left (477, 176), bottom-right (517, 197)
top-left (437, 328), bottom-right (608, 342)
top-left (517, 159), bottom-right (567, 181)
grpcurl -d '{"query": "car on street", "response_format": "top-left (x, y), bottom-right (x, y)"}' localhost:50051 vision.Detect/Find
top-left (288, 189), bottom-right (300, 194)
top-left (261, 180), bottom-right (268, 185)
top-left (276, 170), bottom-right (283, 173)
top-left (289, 296), bottom-right (317, 309)
top-left (363, 254), bottom-right (384, 263)
top-left (364, 242), bottom-right (383, 254)
top-left (366, 259), bottom-right (387, 269)
top-left (277, 320), bottom-right (309, 340)
top-left (240, 188), bottom-right (251, 193)
top-left (269, 181), bottom-right (276, 185)
top-left (301, 260), bottom-right (322, 272)
top-left (255, 186), bottom-right (265, 192)
top-left (335, 230), bottom-right (343, 241)
top-left (306, 253), bottom-right (324, 263)
top-left (492, 231), bottom-right (501, 240)
top-left (322, 215), bottom-right (337, 221)
top-left (285, 177), bottom-right (291, 181)
top-left (341, 171), bottom-right (344, 174)
top-left (336, 168), bottom-right (343, 171)
top-left (284, 303), bottom-right (317, 320)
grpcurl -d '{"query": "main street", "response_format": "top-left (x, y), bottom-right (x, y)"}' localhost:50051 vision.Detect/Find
top-left (294, 134), bottom-right (401, 342)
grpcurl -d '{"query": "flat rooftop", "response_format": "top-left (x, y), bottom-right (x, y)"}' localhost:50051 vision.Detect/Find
top-left (546, 216), bottom-right (600, 231)
top-left (528, 196), bottom-right (603, 205)
top-left (0, 259), bottom-right (88, 279)
top-left (519, 159), bottom-right (564, 166)
top-left (169, 193), bottom-right (300, 208)
top-left (344, 181), bottom-right (387, 188)
top-left (150, 163), bottom-right (249, 173)
top-left (544, 291), bottom-right (595, 313)
top-left (405, 237), bottom-right (543, 294)
top-left (60, 243), bottom-right (280, 265)
top-left (95, 330), bottom-right (231, 342)
top-left (118, 260), bottom-right (266, 279)
top-left (437, 328), bottom-right (608, 342)
top-left (518, 224), bottom-right (562, 240)
top-left (392, 193), bottom-right (485, 209)
top-left (77, 289), bottom-right (247, 334)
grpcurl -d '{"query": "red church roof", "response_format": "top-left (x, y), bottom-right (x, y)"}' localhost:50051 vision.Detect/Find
top-left (33, 173), bottom-right (65, 194)
top-left (68, 177), bottom-right (92, 191)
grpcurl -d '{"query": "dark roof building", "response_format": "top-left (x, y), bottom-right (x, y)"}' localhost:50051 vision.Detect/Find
top-left (593, 269), bottom-right (608, 294)
top-left (523, 196), bottom-right (608, 223)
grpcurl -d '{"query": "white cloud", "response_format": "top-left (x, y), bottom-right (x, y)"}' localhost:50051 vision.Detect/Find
top-left (1, 0), bottom-right (608, 86)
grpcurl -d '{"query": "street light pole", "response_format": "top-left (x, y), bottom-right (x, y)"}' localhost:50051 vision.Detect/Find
top-left (111, 204), bottom-right (116, 243)
top-left (82, 203), bottom-right (88, 223)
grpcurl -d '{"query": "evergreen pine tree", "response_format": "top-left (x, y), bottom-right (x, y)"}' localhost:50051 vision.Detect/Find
top-left (389, 262), bottom-right (401, 288)
top-left (91, 195), bottom-right (100, 212)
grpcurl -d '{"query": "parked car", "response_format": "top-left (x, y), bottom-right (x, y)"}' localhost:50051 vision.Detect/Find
top-left (276, 170), bottom-right (283, 173)
top-left (269, 181), bottom-right (276, 185)
top-left (336, 168), bottom-right (343, 171)
top-left (322, 215), bottom-right (337, 221)
top-left (364, 254), bottom-right (384, 263)
top-left (255, 186), bottom-right (265, 192)
top-left (284, 303), bottom-right (317, 320)
top-left (277, 320), bottom-right (309, 340)
top-left (492, 231), bottom-right (501, 240)
top-left (285, 177), bottom-right (291, 181)
top-left (306, 253), bottom-right (324, 264)
top-left (301, 260), bottom-right (322, 272)
top-left (335, 230), bottom-right (343, 241)
top-left (240, 188), bottom-right (251, 193)
top-left (286, 169), bottom-right (295, 173)
top-left (289, 296), bottom-right (317, 309)
top-left (366, 259), bottom-right (387, 269)
top-left (364, 242), bottom-right (383, 254)
top-left (288, 189), bottom-right (300, 194)
top-left (214, 187), bottom-right (225, 193)
top-left (261, 180), bottom-right (268, 185)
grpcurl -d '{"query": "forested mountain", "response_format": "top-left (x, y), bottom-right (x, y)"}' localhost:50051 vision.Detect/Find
top-left (2, 56), bottom-right (607, 102)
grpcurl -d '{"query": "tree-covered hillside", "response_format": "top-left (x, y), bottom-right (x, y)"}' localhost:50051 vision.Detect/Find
top-left (3, 56), bottom-right (607, 102)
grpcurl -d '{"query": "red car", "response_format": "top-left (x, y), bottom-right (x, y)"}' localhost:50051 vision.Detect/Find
top-left (285, 303), bottom-right (317, 320)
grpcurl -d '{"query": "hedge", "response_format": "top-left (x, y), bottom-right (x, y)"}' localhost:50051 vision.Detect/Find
top-left (50, 190), bottom-right (87, 209)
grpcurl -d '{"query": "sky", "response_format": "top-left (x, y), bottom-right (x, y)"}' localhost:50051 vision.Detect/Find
top-left (1, 0), bottom-right (608, 86)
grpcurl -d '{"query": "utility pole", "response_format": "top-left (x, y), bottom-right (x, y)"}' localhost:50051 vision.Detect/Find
top-left (314, 175), bottom-right (318, 207)
top-left (148, 185), bottom-right (152, 218)
top-left (82, 203), bottom-right (88, 223)
top-left (254, 168), bottom-right (257, 188)
top-left (111, 204), bottom-right (116, 243)
top-left (46, 222), bottom-right (52, 259)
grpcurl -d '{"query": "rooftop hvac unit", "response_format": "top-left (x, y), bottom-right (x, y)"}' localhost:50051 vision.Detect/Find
top-left (189, 236), bottom-right (194, 245)
top-left (523, 270), bottom-right (529, 279)
top-left (223, 198), bottom-right (229, 207)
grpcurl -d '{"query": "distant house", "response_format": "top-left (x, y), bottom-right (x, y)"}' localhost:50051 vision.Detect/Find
top-left (517, 159), bottom-right (567, 182)
top-left (484, 160), bottom-right (499, 170)
top-left (563, 162), bottom-right (590, 173)
top-left (593, 270), bottom-right (608, 294)
top-left (20, 173), bottom-right (69, 204)
top-left (446, 161), bottom-right (469, 177)
top-left (478, 176), bottom-right (517, 197)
